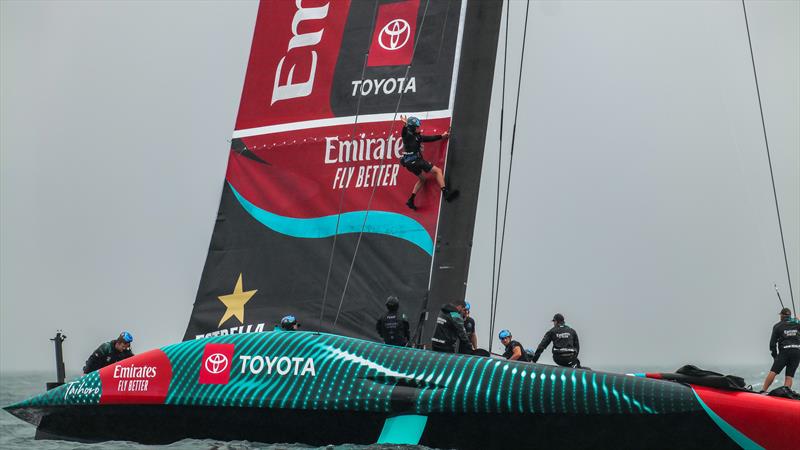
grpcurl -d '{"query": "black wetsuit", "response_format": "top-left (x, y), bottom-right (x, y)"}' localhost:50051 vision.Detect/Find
top-left (532, 324), bottom-right (581, 368)
top-left (461, 316), bottom-right (476, 355)
top-left (83, 341), bottom-right (134, 374)
top-left (431, 304), bottom-right (471, 353)
top-left (376, 311), bottom-right (410, 347)
top-left (400, 125), bottom-right (442, 176)
top-left (769, 317), bottom-right (800, 378)
top-left (502, 340), bottom-right (528, 361)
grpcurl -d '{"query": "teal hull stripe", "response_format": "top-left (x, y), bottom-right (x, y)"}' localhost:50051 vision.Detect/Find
top-left (230, 183), bottom-right (434, 255)
top-left (377, 415), bottom-right (428, 445)
top-left (690, 388), bottom-right (763, 450)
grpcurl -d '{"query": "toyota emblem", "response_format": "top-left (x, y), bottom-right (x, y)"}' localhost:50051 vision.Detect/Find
top-left (204, 353), bottom-right (229, 374)
top-left (378, 19), bottom-right (411, 51)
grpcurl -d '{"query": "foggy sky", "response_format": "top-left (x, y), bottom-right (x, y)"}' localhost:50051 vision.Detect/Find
top-left (1, 0), bottom-right (798, 374)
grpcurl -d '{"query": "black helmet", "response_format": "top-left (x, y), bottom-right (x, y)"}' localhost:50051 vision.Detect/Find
top-left (552, 313), bottom-right (565, 324)
top-left (386, 296), bottom-right (399, 310)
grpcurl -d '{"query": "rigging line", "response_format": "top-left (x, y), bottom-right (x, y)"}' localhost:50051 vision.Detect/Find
top-left (489, 0), bottom-right (511, 355)
top-left (434, 0), bottom-right (452, 63)
top-left (333, 0), bottom-right (433, 330)
top-left (319, 0), bottom-right (380, 331)
top-left (742, 0), bottom-right (796, 316)
top-left (491, 0), bottom-right (531, 346)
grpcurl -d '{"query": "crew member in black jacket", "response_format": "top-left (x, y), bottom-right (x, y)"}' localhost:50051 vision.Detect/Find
top-left (531, 313), bottom-right (581, 368)
top-left (762, 308), bottom-right (800, 391)
top-left (462, 301), bottom-right (478, 353)
top-left (431, 302), bottom-right (472, 353)
top-left (397, 115), bottom-right (453, 210)
top-left (83, 332), bottom-right (134, 374)
top-left (499, 329), bottom-right (528, 361)
top-left (376, 295), bottom-right (410, 347)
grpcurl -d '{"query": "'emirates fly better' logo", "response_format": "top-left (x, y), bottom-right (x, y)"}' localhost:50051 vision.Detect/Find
top-left (198, 343), bottom-right (235, 384)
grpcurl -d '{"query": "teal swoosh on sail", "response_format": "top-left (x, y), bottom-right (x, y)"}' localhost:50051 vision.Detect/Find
top-left (229, 183), bottom-right (433, 255)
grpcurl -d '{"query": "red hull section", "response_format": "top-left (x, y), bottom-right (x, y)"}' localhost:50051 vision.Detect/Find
top-left (692, 385), bottom-right (799, 450)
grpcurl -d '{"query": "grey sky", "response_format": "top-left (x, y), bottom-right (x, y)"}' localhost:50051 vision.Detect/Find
top-left (1, 0), bottom-right (797, 373)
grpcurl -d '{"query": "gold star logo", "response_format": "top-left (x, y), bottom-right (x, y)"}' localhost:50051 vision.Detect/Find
top-left (217, 273), bottom-right (257, 327)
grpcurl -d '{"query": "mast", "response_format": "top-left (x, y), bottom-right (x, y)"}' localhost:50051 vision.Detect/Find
top-left (422, 1), bottom-right (505, 342)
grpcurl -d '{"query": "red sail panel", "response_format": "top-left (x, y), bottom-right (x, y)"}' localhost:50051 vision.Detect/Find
top-left (235, 0), bottom-right (350, 129)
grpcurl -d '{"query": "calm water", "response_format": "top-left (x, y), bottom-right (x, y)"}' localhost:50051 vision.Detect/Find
top-left (1, 367), bottom-right (769, 449)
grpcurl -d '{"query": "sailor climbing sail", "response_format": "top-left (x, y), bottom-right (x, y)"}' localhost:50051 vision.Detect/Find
top-left (398, 115), bottom-right (456, 210)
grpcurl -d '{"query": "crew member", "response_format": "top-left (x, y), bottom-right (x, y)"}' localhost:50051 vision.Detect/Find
top-left (82, 332), bottom-right (134, 374)
top-left (499, 329), bottom-right (528, 361)
top-left (762, 308), bottom-right (800, 391)
top-left (279, 315), bottom-right (300, 331)
top-left (462, 301), bottom-right (478, 353)
top-left (376, 295), bottom-right (410, 346)
top-left (531, 313), bottom-right (582, 368)
top-left (431, 302), bottom-right (472, 353)
top-left (397, 115), bottom-right (455, 210)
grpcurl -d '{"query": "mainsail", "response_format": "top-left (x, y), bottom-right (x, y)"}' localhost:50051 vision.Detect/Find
top-left (184, 0), bottom-right (503, 343)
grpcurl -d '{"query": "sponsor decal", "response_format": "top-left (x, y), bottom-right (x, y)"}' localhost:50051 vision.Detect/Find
top-left (235, 0), bottom-right (351, 129)
top-left (217, 273), bottom-right (258, 327)
top-left (350, 77), bottom-right (416, 97)
top-left (367, 0), bottom-right (420, 67)
top-left (240, 355), bottom-right (316, 376)
top-left (195, 322), bottom-right (267, 340)
top-left (556, 333), bottom-right (571, 339)
top-left (199, 343), bottom-right (235, 384)
top-left (193, 273), bottom-right (267, 339)
top-left (379, 19), bottom-right (411, 51)
top-left (99, 350), bottom-right (172, 404)
top-left (324, 133), bottom-right (404, 189)
top-left (271, 1), bottom-right (331, 105)
top-left (63, 380), bottom-right (100, 400)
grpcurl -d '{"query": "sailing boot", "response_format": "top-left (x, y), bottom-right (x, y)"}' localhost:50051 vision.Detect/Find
top-left (406, 194), bottom-right (417, 210)
top-left (442, 186), bottom-right (460, 202)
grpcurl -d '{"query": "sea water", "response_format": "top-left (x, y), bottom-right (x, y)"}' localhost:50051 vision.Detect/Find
top-left (0, 367), bottom-right (769, 449)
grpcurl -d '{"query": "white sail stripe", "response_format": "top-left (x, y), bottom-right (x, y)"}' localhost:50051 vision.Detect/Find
top-left (232, 110), bottom-right (452, 139)
top-left (448, 0), bottom-right (468, 113)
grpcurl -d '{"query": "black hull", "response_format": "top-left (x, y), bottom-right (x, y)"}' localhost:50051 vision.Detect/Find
top-left (29, 404), bottom-right (737, 449)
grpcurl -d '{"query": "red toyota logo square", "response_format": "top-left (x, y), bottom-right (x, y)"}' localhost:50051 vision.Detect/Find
top-left (367, 0), bottom-right (420, 67)
top-left (198, 343), bottom-right (235, 385)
